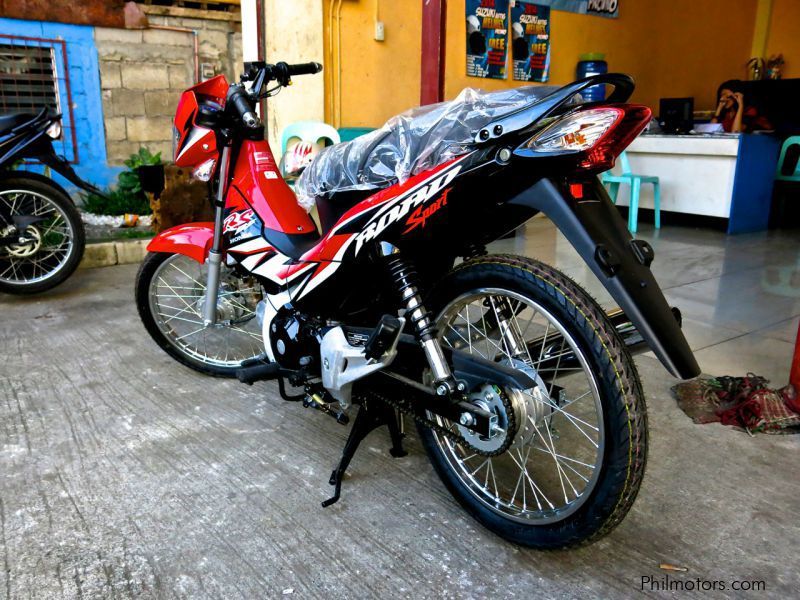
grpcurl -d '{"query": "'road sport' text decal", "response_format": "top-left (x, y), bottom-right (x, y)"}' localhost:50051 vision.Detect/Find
top-left (353, 165), bottom-right (462, 254)
top-left (403, 188), bottom-right (451, 234)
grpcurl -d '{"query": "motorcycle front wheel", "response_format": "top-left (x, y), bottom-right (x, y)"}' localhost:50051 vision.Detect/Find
top-left (0, 176), bottom-right (85, 294)
top-left (419, 254), bottom-right (648, 549)
top-left (136, 251), bottom-right (265, 377)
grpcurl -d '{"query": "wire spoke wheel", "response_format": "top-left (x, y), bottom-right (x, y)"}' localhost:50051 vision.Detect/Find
top-left (138, 252), bottom-right (264, 375)
top-left (434, 288), bottom-right (604, 523)
top-left (418, 255), bottom-right (647, 548)
top-left (0, 188), bottom-right (77, 287)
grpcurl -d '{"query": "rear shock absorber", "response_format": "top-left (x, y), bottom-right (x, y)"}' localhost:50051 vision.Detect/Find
top-left (379, 243), bottom-right (460, 396)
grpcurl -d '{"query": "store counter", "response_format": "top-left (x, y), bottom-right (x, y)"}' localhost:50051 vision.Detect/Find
top-left (610, 133), bottom-right (781, 233)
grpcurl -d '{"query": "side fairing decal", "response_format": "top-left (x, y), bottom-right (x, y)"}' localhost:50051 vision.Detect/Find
top-left (352, 163), bottom-right (462, 255)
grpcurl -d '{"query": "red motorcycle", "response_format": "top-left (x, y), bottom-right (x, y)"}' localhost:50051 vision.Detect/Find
top-left (135, 61), bottom-right (699, 548)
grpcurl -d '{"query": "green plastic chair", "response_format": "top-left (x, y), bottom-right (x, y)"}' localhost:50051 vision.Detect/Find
top-left (775, 136), bottom-right (800, 182)
top-left (280, 121), bottom-right (340, 156)
top-left (338, 127), bottom-right (376, 142)
top-left (601, 151), bottom-right (661, 234)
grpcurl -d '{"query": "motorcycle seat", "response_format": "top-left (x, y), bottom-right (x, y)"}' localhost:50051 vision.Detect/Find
top-left (296, 86), bottom-right (559, 208)
top-left (0, 113), bottom-right (36, 136)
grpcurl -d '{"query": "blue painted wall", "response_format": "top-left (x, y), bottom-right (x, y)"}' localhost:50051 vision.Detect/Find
top-left (0, 18), bottom-right (120, 197)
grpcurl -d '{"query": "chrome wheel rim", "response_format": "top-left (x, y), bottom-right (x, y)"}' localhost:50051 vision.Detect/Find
top-left (432, 288), bottom-right (605, 524)
top-left (0, 189), bottom-right (75, 285)
top-left (148, 254), bottom-right (264, 368)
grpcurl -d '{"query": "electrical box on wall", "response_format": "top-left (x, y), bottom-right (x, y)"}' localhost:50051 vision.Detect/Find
top-left (374, 21), bottom-right (385, 42)
top-left (200, 63), bottom-right (216, 79)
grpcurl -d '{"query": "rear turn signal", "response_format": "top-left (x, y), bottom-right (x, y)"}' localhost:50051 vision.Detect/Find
top-left (45, 120), bottom-right (62, 139)
top-left (521, 105), bottom-right (652, 173)
top-left (525, 108), bottom-right (623, 153)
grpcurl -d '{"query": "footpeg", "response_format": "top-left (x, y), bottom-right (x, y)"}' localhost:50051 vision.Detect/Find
top-left (303, 391), bottom-right (350, 425)
top-left (236, 360), bottom-right (280, 385)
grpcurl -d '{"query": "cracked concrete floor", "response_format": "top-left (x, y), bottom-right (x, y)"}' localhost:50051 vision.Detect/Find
top-left (1, 224), bottom-right (799, 598)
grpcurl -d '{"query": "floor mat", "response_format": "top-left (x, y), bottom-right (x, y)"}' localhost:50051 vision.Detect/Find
top-left (672, 375), bottom-right (800, 434)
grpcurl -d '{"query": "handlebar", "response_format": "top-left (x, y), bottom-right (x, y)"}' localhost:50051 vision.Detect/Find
top-left (228, 84), bottom-right (260, 128)
top-left (231, 60), bottom-right (323, 129)
top-left (263, 61), bottom-right (323, 87)
top-left (283, 62), bottom-right (323, 77)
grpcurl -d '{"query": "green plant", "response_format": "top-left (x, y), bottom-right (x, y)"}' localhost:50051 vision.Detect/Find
top-left (115, 229), bottom-right (155, 239)
top-left (80, 147), bottom-right (161, 216)
top-left (81, 188), bottom-right (152, 216)
top-left (118, 147), bottom-right (162, 198)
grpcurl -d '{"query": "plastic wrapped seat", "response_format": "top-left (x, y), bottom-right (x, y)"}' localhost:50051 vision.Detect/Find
top-left (295, 86), bottom-right (560, 213)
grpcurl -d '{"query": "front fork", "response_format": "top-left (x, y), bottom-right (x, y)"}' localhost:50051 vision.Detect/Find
top-left (202, 146), bottom-right (231, 327)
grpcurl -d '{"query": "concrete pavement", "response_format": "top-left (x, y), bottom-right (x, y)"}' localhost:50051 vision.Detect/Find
top-left (1, 244), bottom-right (799, 598)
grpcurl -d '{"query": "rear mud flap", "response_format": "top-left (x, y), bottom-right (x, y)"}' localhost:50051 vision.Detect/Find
top-left (511, 178), bottom-right (700, 379)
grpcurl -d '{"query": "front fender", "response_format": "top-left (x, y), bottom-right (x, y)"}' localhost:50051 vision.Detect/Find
top-left (147, 222), bottom-right (215, 264)
top-left (511, 177), bottom-right (700, 379)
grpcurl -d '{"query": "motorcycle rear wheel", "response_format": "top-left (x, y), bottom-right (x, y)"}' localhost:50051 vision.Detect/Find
top-left (0, 176), bottom-right (85, 295)
top-left (136, 251), bottom-right (265, 377)
top-left (419, 254), bottom-right (648, 549)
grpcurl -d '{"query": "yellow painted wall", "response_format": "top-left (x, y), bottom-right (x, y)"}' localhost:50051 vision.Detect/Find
top-left (323, 0), bottom-right (422, 127)
top-left (765, 0), bottom-right (800, 78)
top-left (264, 0), bottom-right (325, 157)
top-left (445, 0), bottom-right (758, 112)
top-left (327, 0), bottom-right (763, 126)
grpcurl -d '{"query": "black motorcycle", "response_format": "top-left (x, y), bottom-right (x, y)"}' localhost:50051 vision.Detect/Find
top-left (0, 109), bottom-right (100, 294)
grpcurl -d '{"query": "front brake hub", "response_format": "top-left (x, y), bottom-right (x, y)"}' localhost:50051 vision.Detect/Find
top-left (5, 225), bottom-right (42, 258)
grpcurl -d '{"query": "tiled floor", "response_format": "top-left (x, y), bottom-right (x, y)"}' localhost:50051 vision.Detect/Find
top-left (492, 216), bottom-right (800, 384)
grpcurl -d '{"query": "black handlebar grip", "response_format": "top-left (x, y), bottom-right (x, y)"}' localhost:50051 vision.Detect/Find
top-left (286, 62), bottom-right (323, 76)
top-left (229, 86), bottom-right (260, 128)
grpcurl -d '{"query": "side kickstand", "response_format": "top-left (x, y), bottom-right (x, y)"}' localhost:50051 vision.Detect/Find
top-left (321, 401), bottom-right (406, 508)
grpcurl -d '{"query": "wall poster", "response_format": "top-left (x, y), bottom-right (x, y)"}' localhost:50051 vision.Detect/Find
top-left (539, 0), bottom-right (618, 19)
top-left (511, 1), bottom-right (551, 82)
top-left (465, 0), bottom-right (509, 79)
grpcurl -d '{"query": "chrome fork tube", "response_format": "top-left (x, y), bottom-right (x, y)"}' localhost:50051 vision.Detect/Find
top-left (202, 145), bottom-right (230, 327)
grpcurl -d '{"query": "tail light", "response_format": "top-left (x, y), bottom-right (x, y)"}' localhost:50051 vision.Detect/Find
top-left (45, 120), bottom-right (62, 139)
top-left (518, 105), bottom-right (652, 172)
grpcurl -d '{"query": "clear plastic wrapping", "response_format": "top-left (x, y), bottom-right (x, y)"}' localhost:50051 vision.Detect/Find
top-left (295, 85), bottom-right (561, 210)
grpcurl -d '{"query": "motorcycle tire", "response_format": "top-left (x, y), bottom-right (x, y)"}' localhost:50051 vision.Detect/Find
top-left (418, 253), bottom-right (648, 549)
top-left (0, 175), bottom-right (85, 295)
top-left (136, 251), bottom-right (264, 378)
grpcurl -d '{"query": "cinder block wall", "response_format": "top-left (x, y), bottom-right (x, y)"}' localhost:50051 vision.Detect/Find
top-left (95, 10), bottom-right (242, 165)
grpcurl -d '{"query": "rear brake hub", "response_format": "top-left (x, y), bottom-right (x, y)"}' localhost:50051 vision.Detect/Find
top-left (457, 384), bottom-right (518, 455)
top-left (502, 358), bottom-right (553, 450)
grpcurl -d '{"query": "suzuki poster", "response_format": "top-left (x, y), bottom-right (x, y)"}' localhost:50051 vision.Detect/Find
top-left (466, 0), bottom-right (509, 79)
top-left (538, 0), bottom-right (618, 18)
top-left (511, 1), bottom-right (551, 82)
